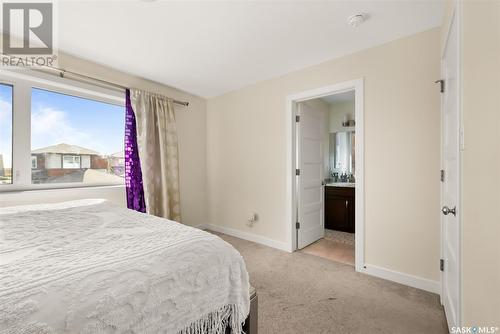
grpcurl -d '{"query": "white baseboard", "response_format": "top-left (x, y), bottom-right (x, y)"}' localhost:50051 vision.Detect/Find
top-left (197, 224), bottom-right (439, 294)
top-left (361, 264), bottom-right (441, 294)
top-left (204, 224), bottom-right (290, 252)
top-left (194, 223), bottom-right (208, 230)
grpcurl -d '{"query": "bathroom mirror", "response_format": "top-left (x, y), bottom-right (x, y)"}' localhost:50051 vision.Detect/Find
top-left (329, 131), bottom-right (355, 175)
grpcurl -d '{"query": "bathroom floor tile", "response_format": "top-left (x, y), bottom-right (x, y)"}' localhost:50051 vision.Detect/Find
top-left (300, 238), bottom-right (355, 266)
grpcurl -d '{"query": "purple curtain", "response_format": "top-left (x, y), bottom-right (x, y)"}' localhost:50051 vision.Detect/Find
top-left (125, 89), bottom-right (146, 213)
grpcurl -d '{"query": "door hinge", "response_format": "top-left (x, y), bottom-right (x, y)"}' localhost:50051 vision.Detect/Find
top-left (296, 222), bottom-right (300, 229)
top-left (440, 259), bottom-right (444, 271)
top-left (440, 169), bottom-right (445, 182)
top-left (435, 79), bottom-right (445, 93)
top-left (296, 169), bottom-right (300, 176)
top-left (295, 115), bottom-right (300, 122)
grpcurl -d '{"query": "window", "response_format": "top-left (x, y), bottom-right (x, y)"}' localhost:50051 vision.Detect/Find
top-left (0, 72), bottom-right (125, 189)
top-left (0, 84), bottom-right (13, 184)
top-left (62, 155), bottom-right (80, 169)
top-left (31, 88), bottom-right (125, 185)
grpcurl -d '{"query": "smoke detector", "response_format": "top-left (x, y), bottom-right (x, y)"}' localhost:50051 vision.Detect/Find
top-left (347, 14), bottom-right (367, 28)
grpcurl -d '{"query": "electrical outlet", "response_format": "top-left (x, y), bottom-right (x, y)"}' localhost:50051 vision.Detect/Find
top-left (247, 213), bottom-right (258, 227)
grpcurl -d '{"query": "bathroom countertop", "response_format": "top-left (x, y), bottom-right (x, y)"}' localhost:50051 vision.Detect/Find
top-left (326, 182), bottom-right (355, 188)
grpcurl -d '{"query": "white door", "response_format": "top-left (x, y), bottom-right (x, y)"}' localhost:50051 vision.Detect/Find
top-left (441, 9), bottom-right (461, 329)
top-left (297, 102), bottom-right (325, 249)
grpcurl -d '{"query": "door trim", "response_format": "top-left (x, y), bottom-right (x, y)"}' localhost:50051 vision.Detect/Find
top-left (440, 1), bottom-right (462, 327)
top-left (285, 78), bottom-right (365, 272)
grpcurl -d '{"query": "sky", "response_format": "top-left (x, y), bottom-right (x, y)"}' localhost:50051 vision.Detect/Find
top-left (31, 88), bottom-right (125, 155)
top-left (0, 85), bottom-right (125, 168)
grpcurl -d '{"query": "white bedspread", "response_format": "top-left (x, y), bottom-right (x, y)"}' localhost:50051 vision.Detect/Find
top-left (0, 199), bottom-right (250, 334)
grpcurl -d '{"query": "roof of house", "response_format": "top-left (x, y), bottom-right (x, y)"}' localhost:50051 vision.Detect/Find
top-left (108, 151), bottom-right (124, 158)
top-left (31, 143), bottom-right (100, 156)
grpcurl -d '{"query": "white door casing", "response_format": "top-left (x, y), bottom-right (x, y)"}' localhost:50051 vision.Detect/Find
top-left (441, 5), bottom-right (461, 328)
top-left (297, 102), bottom-right (325, 249)
top-left (286, 79), bottom-right (364, 271)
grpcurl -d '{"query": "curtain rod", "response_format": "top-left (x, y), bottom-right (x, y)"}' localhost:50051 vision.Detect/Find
top-left (0, 54), bottom-right (190, 107)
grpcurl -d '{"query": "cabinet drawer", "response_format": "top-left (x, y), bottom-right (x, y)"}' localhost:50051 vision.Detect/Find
top-left (325, 186), bottom-right (355, 198)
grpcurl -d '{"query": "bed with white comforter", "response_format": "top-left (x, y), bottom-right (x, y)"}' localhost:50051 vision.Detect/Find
top-left (0, 199), bottom-right (250, 334)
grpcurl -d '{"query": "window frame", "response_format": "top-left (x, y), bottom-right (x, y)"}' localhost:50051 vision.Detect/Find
top-left (0, 69), bottom-right (125, 192)
top-left (0, 82), bottom-right (14, 185)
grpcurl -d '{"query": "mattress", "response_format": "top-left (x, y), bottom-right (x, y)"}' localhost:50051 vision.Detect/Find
top-left (0, 199), bottom-right (250, 333)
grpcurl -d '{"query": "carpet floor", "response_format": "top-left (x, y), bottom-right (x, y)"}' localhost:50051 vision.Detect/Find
top-left (213, 232), bottom-right (448, 334)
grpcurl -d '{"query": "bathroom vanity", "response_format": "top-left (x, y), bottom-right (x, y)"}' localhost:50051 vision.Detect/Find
top-left (326, 130), bottom-right (355, 233)
top-left (325, 184), bottom-right (355, 233)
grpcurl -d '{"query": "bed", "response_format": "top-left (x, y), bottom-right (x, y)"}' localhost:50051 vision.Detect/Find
top-left (0, 199), bottom-right (251, 333)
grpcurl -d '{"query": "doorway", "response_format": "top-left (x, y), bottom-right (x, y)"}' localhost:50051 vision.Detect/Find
top-left (286, 79), bottom-right (364, 272)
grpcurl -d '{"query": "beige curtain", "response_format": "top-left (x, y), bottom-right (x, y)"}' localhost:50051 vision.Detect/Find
top-left (130, 89), bottom-right (181, 221)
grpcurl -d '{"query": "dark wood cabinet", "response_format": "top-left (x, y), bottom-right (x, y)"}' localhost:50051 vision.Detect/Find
top-left (325, 186), bottom-right (355, 233)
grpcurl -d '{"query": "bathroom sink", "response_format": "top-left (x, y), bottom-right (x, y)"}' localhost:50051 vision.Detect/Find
top-left (326, 182), bottom-right (355, 188)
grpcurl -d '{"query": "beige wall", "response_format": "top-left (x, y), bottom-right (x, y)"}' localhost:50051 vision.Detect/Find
top-left (329, 100), bottom-right (355, 134)
top-left (207, 28), bottom-right (441, 282)
top-left (452, 0), bottom-right (500, 326)
top-left (0, 53), bottom-right (208, 227)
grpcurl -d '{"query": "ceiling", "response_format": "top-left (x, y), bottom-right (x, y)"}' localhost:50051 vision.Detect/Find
top-left (321, 91), bottom-right (355, 105)
top-left (58, 1), bottom-right (445, 98)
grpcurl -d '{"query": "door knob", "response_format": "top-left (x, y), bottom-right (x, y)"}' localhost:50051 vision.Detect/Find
top-left (442, 206), bottom-right (457, 216)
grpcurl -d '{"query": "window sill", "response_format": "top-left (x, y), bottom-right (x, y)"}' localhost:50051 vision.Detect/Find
top-left (0, 183), bottom-right (125, 194)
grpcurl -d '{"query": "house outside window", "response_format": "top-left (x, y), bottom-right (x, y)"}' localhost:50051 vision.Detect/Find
top-left (31, 144), bottom-right (114, 183)
top-left (31, 156), bottom-right (37, 169)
